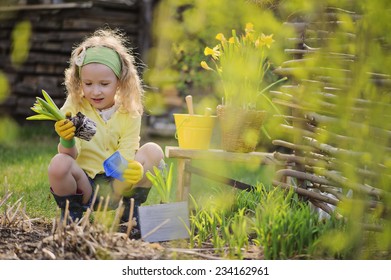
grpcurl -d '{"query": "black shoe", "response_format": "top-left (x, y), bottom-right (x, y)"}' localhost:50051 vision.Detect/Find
top-left (121, 187), bottom-right (151, 228)
top-left (118, 225), bottom-right (142, 239)
top-left (50, 188), bottom-right (85, 223)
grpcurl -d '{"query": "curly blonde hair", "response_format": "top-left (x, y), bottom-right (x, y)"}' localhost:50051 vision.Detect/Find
top-left (64, 28), bottom-right (144, 115)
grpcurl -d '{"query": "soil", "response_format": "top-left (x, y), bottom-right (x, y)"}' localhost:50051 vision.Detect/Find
top-left (0, 220), bottom-right (263, 260)
top-left (0, 221), bottom-right (182, 260)
top-left (0, 222), bottom-right (51, 260)
top-left (0, 219), bottom-right (247, 260)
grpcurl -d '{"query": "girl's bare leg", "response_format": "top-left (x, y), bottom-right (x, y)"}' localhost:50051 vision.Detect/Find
top-left (115, 142), bottom-right (164, 225)
top-left (48, 153), bottom-right (92, 204)
top-left (134, 142), bottom-right (165, 188)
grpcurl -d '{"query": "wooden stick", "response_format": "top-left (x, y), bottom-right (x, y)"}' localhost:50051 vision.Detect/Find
top-left (126, 198), bottom-right (135, 239)
top-left (272, 179), bottom-right (339, 206)
top-left (166, 248), bottom-right (223, 260)
top-left (90, 184), bottom-right (99, 211)
top-left (310, 199), bottom-right (335, 217)
top-left (5, 196), bottom-right (23, 217)
top-left (63, 199), bottom-right (70, 228)
top-left (274, 151), bottom-right (335, 170)
top-left (42, 248), bottom-right (56, 260)
top-left (0, 192), bottom-right (13, 208)
top-left (314, 184), bottom-right (345, 201)
top-left (185, 95), bottom-right (194, 115)
top-left (110, 199), bottom-right (123, 233)
top-left (0, 2), bottom-right (93, 12)
top-left (81, 208), bottom-right (91, 230)
top-left (8, 201), bottom-right (22, 225)
top-left (96, 196), bottom-right (104, 213)
top-left (102, 195), bottom-right (110, 220)
top-left (142, 218), bottom-right (170, 240)
top-left (315, 168), bottom-right (385, 198)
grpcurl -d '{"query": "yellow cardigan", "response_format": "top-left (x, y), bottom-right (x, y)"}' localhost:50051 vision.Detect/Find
top-left (61, 97), bottom-right (141, 179)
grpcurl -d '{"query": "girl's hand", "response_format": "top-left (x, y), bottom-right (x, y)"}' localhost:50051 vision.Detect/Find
top-left (123, 160), bottom-right (144, 185)
top-left (54, 112), bottom-right (75, 140)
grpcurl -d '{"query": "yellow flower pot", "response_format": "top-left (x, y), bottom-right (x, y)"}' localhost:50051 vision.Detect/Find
top-left (174, 113), bottom-right (216, 150)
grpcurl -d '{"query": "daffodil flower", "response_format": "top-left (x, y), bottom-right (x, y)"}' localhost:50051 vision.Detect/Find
top-left (215, 33), bottom-right (226, 42)
top-left (200, 61), bottom-right (213, 71)
top-left (245, 22), bottom-right (254, 34)
top-left (204, 45), bottom-right (221, 59)
top-left (260, 33), bottom-right (275, 48)
top-left (255, 38), bottom-right (260, 48)
top-left (201, 23), bottom-right (285, 110)
top-left (244, 32), bottom-right (255, 42)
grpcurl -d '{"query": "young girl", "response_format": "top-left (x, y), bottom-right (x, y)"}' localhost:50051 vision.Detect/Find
top-left (48, 28), bottom-right (164, 229)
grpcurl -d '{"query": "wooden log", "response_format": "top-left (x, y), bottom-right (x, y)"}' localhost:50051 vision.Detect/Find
top-left (272, 139), bottom-right (317, 153)
top-left (314, 168), bottom-right (386, 199)
top-left (305, 112), bottom-right (391, 138)
top-left (273, 151), bottom-right (335, 170)
top-left (24, 51), bottom-right (69, 65)
top-left (15, 97), bottom-right (36, 116)
top-left (272, 177), bottom-right (339, 206)
top-left (0, 2), bottom-right (93, 12)
top-left (165, 146), bottom-right (280, 166)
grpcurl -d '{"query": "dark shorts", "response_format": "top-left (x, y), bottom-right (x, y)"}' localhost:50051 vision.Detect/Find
top-left (86, 173), bottom-right (119, 210)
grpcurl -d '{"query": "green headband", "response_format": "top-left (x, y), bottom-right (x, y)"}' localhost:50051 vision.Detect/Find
top-left (78, 46), bottom-right (122, 78)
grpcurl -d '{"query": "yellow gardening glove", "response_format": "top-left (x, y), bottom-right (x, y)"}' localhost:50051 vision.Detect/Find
top-left (54, 112), bottom-right (75, 141)
top-left (123, 160), bottom-right (144, 185)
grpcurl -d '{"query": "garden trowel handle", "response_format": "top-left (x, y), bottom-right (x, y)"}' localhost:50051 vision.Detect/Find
top-left (185, 95), bottom-right (194, 115)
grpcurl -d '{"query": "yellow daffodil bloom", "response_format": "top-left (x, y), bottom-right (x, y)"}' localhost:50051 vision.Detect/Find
top-left (215, 33), bottom-right (226, 42)
top-left (244, 32), bottom-right (254, 42)
top-left (260, 33), bottom-right (275, 48)
top-left (204, 45), bottom-right (220, 59)
top-left (201, 23), bottom-right (284, 110)
top-left (245, 22), bottom-right (254, 34)
top-left (200, 61), bottom-right (213, 71)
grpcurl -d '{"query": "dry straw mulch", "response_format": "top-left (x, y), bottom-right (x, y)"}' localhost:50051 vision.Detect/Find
top-left (0, 190), bottom-right (223, 260)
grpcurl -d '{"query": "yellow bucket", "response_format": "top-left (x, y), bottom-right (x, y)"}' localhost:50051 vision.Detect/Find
top-left (174, 113), bottom-right (216, 149)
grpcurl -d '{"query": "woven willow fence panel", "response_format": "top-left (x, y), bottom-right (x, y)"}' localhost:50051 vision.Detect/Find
top-left (271, 7), bottom-right (390, 230)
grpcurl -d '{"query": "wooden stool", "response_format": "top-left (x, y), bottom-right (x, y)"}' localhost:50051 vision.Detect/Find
top-left (165, 146), bottom-right (281, 201)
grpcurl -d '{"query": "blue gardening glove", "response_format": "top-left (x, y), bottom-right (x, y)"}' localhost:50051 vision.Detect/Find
top-left (123, 160), bottom-right (144, 185)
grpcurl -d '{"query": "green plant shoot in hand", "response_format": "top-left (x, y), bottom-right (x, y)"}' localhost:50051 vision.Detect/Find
top-left (27, 89), bottom-right (65, 121)
top-left (27, 89), bottom-right (97, 141)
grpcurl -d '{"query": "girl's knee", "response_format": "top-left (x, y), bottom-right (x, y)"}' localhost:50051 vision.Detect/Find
top-left (137, 142), bottom-right (164, 163)
top-left (142, 142), bottom-right (164, 153)
top-left (48, 153), bottom-right (74, 178)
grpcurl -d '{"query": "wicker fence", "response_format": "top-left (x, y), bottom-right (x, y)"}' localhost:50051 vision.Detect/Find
top-left (270, 7), bottom-right (391, 230)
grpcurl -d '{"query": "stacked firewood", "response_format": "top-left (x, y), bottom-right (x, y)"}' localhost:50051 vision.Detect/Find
top-left (0, 1), bottom-right (143, 120)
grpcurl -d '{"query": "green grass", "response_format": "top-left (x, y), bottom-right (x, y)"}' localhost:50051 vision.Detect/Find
top-left (0, 122), bottom-right (59, 220)
top-left (185, 183), bottom-right (340, 259)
